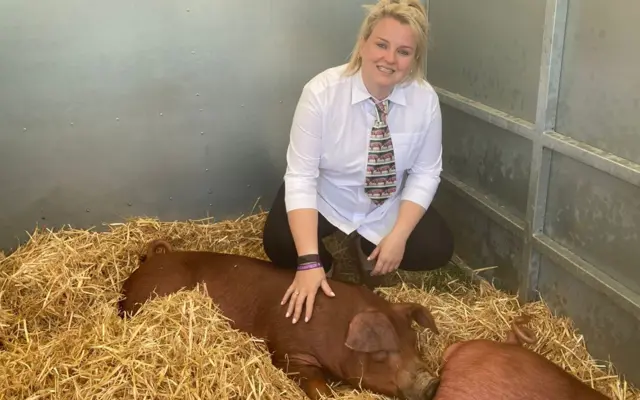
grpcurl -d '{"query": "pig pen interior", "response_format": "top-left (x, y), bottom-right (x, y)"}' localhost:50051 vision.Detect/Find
top-left (0, 213), bottom-right (636, 399)
top-left (1, 0), bottom-right (639, 399)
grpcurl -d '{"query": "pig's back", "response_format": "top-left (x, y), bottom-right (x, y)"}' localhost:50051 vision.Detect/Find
top-left (122, 250), bottom-right (375, 357)
top-left (188, 251), bottom-right (370, 309)
top-left (188, 252), bottom-right (298, 298)
top-left (120, 251), bottom-right (289, 318)
top-left (187, 252), bottom-right (374, 357)
top-left (435, 340), bottom-right (609, 400)
top-left (186, 252), bottom-right (341, 334)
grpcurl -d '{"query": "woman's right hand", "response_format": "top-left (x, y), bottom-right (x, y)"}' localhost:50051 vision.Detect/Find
top-left (281, 268), bottom-right (335, 324)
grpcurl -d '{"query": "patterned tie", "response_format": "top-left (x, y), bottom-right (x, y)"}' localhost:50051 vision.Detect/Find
top-left (364, 98), bottom-right (396, 206)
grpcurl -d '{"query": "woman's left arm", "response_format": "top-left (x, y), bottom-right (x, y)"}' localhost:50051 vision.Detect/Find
top-left (391, 98), bottom-right (443, 241)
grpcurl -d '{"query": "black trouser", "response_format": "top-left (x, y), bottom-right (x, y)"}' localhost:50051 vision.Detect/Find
top-left (262, 181), bottom-right (454, 273)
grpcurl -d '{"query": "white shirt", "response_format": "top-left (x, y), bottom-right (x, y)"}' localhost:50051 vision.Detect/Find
top-left (283, 63), bottom-right (443, 245)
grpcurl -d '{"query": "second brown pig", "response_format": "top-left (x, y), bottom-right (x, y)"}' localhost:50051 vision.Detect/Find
top-left (432, 315), bottom-right (610, 400)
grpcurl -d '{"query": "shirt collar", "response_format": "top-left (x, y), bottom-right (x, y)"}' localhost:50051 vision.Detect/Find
top-left (351, 68), bottom-right (407, 106)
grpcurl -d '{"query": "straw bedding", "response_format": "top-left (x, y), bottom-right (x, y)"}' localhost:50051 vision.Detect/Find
top-left (0, 212), bottom-right (637, 399)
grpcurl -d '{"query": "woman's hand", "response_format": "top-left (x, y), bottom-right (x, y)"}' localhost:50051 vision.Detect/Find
top-left (368, 230), bottom-right (408, 276)
top-left (281, 268), bottom-right (335, 324)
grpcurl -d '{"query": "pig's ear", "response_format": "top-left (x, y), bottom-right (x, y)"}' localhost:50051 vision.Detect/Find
top-left (392, 302), bottom-right (439, 334)
top-left (345, 310), bottom-right (400, 353)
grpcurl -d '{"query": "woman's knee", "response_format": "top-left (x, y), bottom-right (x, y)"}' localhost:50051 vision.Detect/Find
top-left (402, 209), bottom-right (455, 270)
top-left (261, 184), bottom-right (298, 268)
top-left (262, 213), bottom-right (296, 265)
top-left (428, 222), bottom-right (455, 267)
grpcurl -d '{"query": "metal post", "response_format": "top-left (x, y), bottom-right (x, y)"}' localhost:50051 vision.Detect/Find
top-left (519, 0), bottom-right (569, 302)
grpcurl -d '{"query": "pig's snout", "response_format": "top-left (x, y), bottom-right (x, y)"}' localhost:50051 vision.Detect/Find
top-left (397, 365), bottom-right (440, 400)
top-left (423, 377), bottom-right (440, 399)
top-left (414, 372), bottom-right (440, 400)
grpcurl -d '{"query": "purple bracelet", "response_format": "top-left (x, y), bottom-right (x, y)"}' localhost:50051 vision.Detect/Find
top-left (297, 261), bottom-right (323, 271)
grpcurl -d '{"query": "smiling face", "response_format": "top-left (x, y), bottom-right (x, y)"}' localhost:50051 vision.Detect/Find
top-left (359, 16), bottom-right (418, 100)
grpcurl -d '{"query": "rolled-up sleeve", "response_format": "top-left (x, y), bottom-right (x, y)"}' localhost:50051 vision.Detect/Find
top-left (283, 83), bottom-right (323, 212)
top-left (400, 98), bottom-right (443, 210)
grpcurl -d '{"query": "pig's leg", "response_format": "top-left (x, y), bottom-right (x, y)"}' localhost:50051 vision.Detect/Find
top-left (271, 350), bottom-right (331, 400)
top-left (296, 364), bottom-right (332, 399)
top-left (283, 363), bottom-right (331, 399)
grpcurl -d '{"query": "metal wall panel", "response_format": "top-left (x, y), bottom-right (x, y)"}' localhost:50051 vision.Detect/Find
top-left (0, 0), bottom-right (369, 251)
top-left (556, 0), bottom-right (640, 164)
top-left (432, 186), bottom-right (522, 292)
top-left (537, 255), bottom-right (640, 385)
top-left (544, 152), bottom-right (640, 294)
top-left (441, 104), bottom-right (532, 218)
top-left (427, 0), bottom-right (546, 122)
top-left (427, 0), bottom-right (640, 386)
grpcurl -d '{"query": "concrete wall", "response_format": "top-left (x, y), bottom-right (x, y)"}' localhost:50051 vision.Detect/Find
top-left (427, 0), bottom-right (640, 385)
top-left (0, 0), bottom-right (371, 250)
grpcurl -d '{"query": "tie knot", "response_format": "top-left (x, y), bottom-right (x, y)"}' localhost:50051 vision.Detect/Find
top-left (373, 99), bottom-right (389, 116)
top-left (372, 99), bottom-right (389, 125)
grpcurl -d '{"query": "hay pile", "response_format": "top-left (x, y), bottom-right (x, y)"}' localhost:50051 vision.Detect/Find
top-left (0, 212), bottom-right (637, 399)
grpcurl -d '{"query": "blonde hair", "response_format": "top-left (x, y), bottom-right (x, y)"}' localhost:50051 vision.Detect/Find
top-left (344, 0), bottom-right (429, 83)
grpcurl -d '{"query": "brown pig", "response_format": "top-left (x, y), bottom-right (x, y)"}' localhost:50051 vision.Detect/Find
top-left (432, 315), bottom-right (610, 400)
top-left (118, 239), bottom-right (441, 400)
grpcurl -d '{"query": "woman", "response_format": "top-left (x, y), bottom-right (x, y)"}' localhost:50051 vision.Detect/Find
top-left (262, 0), bottom-right (454, 325)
